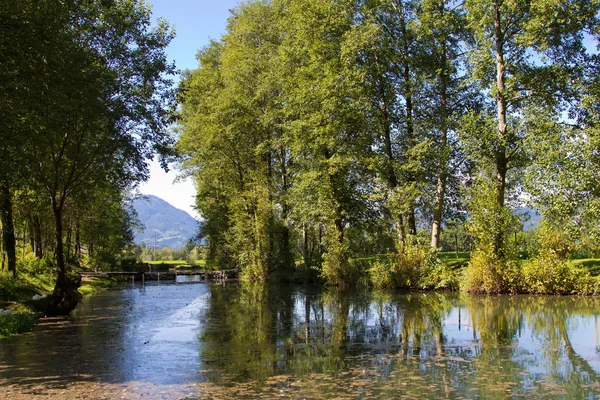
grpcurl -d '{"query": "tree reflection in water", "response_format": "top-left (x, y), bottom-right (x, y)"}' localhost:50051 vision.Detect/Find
top-left (198, 284), bottom-right (600, 398)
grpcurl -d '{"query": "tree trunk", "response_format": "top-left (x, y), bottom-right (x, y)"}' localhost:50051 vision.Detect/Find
top-left (302, 223), bottom-right (309, 266)
top-left (52, 201), bottom-right (67, 294)
top-left (66, 221), bottom-right (72, 262)
top-left (318, 224), bottom-right (323, 255)
top-left (0, 184), bottom-right (17, 277)
top-left (397, 214), bottom-right (405, 252)
top-left (75, 223), bottom-right (81, 261)
top-left (431, 31), bottom-right (448, 249)
top-left (455, 232), bottom-right (459, 259)
top-left (379, 76), bottom-right (406, 251)
top-left (47, 196), bottom-right (81, 316)
top-left (493, 0), bottom-right (508, 259)
top-left (1, 225), bottom-right (4, 270)
top-left (399, 8), bottom-right (417, 237)
top-left (279, 146), bottom-right (292, 269)
top-left (28, 218), bottom-right (35, 253)
top-left (32, 214), bottom-right (43, 257)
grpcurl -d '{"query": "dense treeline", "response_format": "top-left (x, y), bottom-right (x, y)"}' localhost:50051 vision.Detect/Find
top-left (179, 0), bottom-right (600, 293)
top-left (0, 0), bottom-right (175, 313)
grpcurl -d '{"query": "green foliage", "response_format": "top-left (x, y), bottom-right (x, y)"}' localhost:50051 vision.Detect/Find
top-left (440, 221), bottom-right (471, 254)
top-left (173, 0), bottom-right (600, 294)
top-left (522, 225), bottom-right (600, 295)
top-left (522, 253), bottom-right (591, 295)
top-left (0, 256), bottom-right (55, 302)
top-left (0, 313), bottom-right (36, 339)
top-left (420, 249), bottom-right (460, 291)
top-left (17, 253), bottom-right (54, 276)
top-left (1, 0), bottom-right (175, 309)
top-left (368, 259), bottom-right (395, 289)
top-left (462, 173), bottom-right (523, 293)
top-left (391, 242), bottom-right (427, 289)
top-left (78, 278), bottom-right (115, 296)
top-left (321, 228), bottom-right (354, 287)
top-left (368, 243), bottom-right (458, 290)
top-left (187, 247), bottom-right (200, 267)
top-left (179, 1), bottom-right (290, 279)
top-left (462, 245), bottom-right (523, 294)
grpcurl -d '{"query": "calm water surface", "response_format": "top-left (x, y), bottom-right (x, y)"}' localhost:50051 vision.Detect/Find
top-left (0, 281), bottom-right (599, 399)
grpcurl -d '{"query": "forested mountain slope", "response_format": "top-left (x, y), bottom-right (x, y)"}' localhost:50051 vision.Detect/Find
top-left (133, 195), bottom-right (198, 249)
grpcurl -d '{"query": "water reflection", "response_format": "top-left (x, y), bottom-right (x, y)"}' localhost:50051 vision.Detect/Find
top-left (0, 283), bottom-right (598, 399)
top-left (198, 285), bottom-right (600, 398)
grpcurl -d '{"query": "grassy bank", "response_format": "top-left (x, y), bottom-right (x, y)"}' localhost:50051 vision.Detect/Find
top-left (0, 255), bottom-right (120, 338)
top-left (79, 277), bottom-right (117, 296)
top-left (0, 266), bottom-right (54, 339)
top-left (345, 251), bottom-right (600, 294)
top-left (148, 259), bottom-right (206, 267)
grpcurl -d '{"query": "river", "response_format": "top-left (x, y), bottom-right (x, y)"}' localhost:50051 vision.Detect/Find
top-left (1, 280), bottom-right (599, 399)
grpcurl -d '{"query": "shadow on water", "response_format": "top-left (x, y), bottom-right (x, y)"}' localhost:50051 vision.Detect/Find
top-left (1, 280), bottom-right (600, 398)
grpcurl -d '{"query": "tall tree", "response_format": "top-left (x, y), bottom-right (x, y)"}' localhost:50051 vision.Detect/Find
top-left (416, 0), bottom-right (472, 249)
top-left (281, 0), bottom-right (369, 285)
top-left (355, 0), bottom-right (431, 253)
top-left (180, 1), bottom-right (289, 280)
top-left (0, 0), bottom-right (43, 275)
top-left (464, 0), bottom-right (599, 264)
top-left (3, 0), bottom-right (175, 313)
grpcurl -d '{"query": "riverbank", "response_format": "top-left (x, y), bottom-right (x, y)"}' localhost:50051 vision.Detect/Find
top-left (0, 267), bottom-right (118, 338)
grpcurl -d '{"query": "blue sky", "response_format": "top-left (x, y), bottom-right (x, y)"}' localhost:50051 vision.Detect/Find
top-left (139, 0), bottom-right (241, 219)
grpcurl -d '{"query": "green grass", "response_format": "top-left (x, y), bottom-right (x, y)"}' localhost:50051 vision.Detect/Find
top-left (0, 312), bottom-right (36, 339)
top-left (147, 259), bottom-right (206, 267)
top-left (148, 259), bottom-right (187, 265)
top-left (570, 258), bottom-right (600, 276)
top-left (0, 271), bottom-right (54, 304)
top-left (0, 271), bottom-right (52, 338)
top-left (350, 252), bottom-right (470, 270)
top-left (79, 277), bottom-right (116, 296)
top-left (439, 252), bottom-right (470, 269)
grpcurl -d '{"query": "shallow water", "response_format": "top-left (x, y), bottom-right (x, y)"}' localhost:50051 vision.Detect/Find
top-left (0, 281), bottom-right (599, 399)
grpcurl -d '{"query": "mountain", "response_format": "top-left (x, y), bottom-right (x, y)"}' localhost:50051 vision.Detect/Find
top-left (132, 195), bottom-right (199, 249)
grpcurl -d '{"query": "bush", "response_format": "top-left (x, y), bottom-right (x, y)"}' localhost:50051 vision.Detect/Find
top-left (187, 247), bottom-right (199, 266)
top-left (321, 230), bottom-right (355, 287)
top-left (17, 253), bottom-right (54, 275)
top-left (519, 224), bottom-right (600, 295)
top-left (369, 259), bottom-right (394, 288)
top-left (0, 313), bottom-right (36, 338)
top-left (420, 249), bottom-right (460, 291)
top-left (522, 250), bottom-right (597, 295)
top-left (368, 243), bottom-right (443, 290)
top-left (462, 245), bottom-right (523, 294)
top-left (393, 243), bottom-right (426, 288)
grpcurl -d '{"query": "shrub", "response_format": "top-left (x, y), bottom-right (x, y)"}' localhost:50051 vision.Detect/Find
top-left (0, 313), bottom-right (36, 339)
top-left (462, 245), bottom-right (523, 294)
top-left (393, 243), bottom-right (426, 288)
top-left (368, 259), bottom-right (394, 289)
top-left (522, 250), bottom-right (597, 295)
top-left (421, 249), bottom-right (460, 291)
top-left (17, 253), bottom-right (54, 275)
top-left (321, 229), bottom-right (355, 287)
top-left (368, 242), bottom-right (431, 290)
